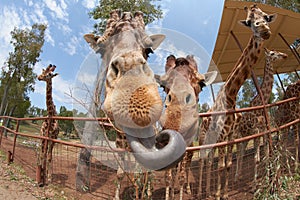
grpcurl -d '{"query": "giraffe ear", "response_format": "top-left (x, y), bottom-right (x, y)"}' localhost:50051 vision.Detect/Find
top-left (202, 71), bottom-right (218, 86)
top-left (239, 20), bottom-right (251, 27)
top-left (154, 74), bottom-right (167, 86)
top-left (150, 34), bottom-right (165, 50)
top-left (264, 47), bottom-right (270, 55)
top-left (264, 14), bottom-right (277, 23)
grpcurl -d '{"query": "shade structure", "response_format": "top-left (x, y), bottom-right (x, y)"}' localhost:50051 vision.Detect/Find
top-left (209, 1), bottom-right (300, 83)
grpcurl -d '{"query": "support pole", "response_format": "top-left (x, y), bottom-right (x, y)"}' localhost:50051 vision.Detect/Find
top-left (278, 33), bottom-right (300, 65)
top-left (295, 70), bottom-right (300, 80)
top-left (210, 84), bottom-right (216, 103)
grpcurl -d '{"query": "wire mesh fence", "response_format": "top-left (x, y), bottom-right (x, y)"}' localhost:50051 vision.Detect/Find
top-left (0, 97), bottom-right (299, 199)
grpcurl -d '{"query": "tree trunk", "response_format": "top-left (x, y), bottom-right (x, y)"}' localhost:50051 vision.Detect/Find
top-left (0, 79), bottom-right (11, 116)
top-left (4, 105), bottom-right (16, 137)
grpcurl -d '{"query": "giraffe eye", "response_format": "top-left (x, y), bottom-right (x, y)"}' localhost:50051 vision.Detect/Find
top-left (185, 94), bottom-right (191, 104)
top-left (167, 94), bottom-right (172, 103)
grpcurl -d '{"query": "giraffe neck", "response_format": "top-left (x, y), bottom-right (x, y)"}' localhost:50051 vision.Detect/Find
top-left (251, 58), bottom-right (274, 106)
top-left (215, 35), bottom-right (264, 110)
top-left (46, 79), bottom-right (56, 116)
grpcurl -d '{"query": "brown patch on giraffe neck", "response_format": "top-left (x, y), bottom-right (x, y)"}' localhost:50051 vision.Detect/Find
top-left (46, 80), bottom-right (56, 116)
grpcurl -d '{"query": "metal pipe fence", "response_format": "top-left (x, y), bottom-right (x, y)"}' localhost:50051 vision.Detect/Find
top-left (0, 96), bottom-right (298, 199)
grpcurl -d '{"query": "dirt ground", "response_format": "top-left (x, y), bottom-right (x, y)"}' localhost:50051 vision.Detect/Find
top-left (0, 150), bottom-right (78, 200)
top-left (1, 133), bottom-right (300, 200)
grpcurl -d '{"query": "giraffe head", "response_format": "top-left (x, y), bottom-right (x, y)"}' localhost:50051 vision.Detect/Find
top-left (240, 4), bottom-right (277, 40)
top-left (156, 55), bottom-right (217, 145)
top-left (264, 48), bottom-right (288, 62)
top-left (37, 64), bottom-right (58, 82)
top-left (84, 10), bottom-right (187, 170)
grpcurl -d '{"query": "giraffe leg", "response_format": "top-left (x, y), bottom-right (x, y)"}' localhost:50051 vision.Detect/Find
top-left (165, 167), bottom-right (177, 200)
top-left (198, 156), bottom-right (204, 198)
top-left (145, 172), bottom-right (153, 199)
top-left (114, 167), bottom-right (123, 200)
top-left (206, 148), bottom-right (215, 198)
top-left (253, 136), bottom-right (260, 190)
top-left (171, 167), bottom-right (177, 200)
top-left (178, 161), bottom-right (185, 200)
top-left (185, 151), bottom-right (193, 195)
top-left (235, 142), bottom-right (243, 182)
top-left (223, 137), bottom-right (234, 200)
top-left (216, 147), bottom-right (225, 200)
top-left (295, 124), bottom-right (299, 171)
top-left (46, 141), bottom-right (55, 182)
top-left (165, 169), bottom-right (172, 200)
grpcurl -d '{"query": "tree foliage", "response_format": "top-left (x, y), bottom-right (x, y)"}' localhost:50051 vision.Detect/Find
top-left (0, 23), bottom-right (46, 117)
top-left (58, 106), bottom-right (76, 137)
top-left (236, 79), bottom-right (257, 108)
top-left (243, 0), bottom-right (300, 13)
top-left (88, 0), bottom-right (163, 34)
top-left (274, 72), bottom-right (299, 101)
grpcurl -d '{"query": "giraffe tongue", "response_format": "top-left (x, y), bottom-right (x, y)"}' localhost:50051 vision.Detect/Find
top-left (125, 129), bottom-right (186, 170)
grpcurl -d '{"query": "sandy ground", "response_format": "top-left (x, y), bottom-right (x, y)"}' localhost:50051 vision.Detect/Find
top-left (0, 156), bottom-right (37, 200)
top-left (0, 151), bottom-right (72, 200)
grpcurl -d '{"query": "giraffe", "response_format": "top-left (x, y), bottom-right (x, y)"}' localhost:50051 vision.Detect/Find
top-left (274, 80), bottom-right (300, 171)
top-left (83, 10), bottom-right (204, 199)
top-left (155, 55), bottom-right (216, 200)
top-left (83, 10), bottom-right (189, 170)
top-left (197, 4), bottom-right (277, 200)
top-left (235, 48), bottom-right (287, 183)
top-left (37, 64), bottom-right (59, 186)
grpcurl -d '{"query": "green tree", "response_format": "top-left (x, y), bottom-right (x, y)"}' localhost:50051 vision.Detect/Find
top-left (199, 102), bottom-right (210, 113)
top-left (89, 0), bottom-right (163, 34)
top-left (58, 106), bottom-right (75, 137)
top-left (243, 0), bottom-right (300, 13)
top-left (236, 79), bottom-right (257, 108)
top-left (274, 72), bottom-right (299, 101)
top-left (0, 23), bottom-right (46, 117)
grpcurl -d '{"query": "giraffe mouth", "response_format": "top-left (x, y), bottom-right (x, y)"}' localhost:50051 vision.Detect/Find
top-left (124, 127), bottom-right (186, 170)
top-left (261, 30), bottom-right (271, 40)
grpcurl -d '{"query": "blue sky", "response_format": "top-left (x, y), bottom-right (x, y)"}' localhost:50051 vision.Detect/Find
top-left (0, 0), bottom-right (224, 112)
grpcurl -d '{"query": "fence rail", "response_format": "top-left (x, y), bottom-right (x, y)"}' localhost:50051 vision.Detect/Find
top-left (0, 96), bottom-right (299, 199)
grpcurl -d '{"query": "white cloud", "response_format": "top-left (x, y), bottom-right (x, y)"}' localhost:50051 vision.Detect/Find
top-left (81, 0), bottom-right (97, 9)
top-left (57, 22), bottom-right (72, 34)
top-left (24, 0), bottom-right (34, 7)
top-left (32, 3), bottom-right (48, 24)
top-left (77, 72), bottom-right (97, 87)
top-left (60, 35), bottom-right (81, 55)
top-left (45, 28), bottom-right (55, 46)
top-left (0, 6), bottom-right (21, 44)
top-left (44, 0), bottom-right (68, 21)
top-left (0, 5), bottom-right (22, 66)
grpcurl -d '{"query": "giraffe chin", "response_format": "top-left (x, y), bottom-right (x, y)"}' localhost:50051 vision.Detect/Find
top-left (125, 129), bottom-right (186, 171)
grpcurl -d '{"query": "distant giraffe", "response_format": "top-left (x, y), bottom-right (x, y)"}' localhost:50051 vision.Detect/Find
top-left (37, 64), bottom-right (59, 185)
top-left (198, 4), bottom-right (277, 200)
top-left (235, 48), bottom-right (287, 182)
top-left (274, 80), bottom-right (300, 171)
